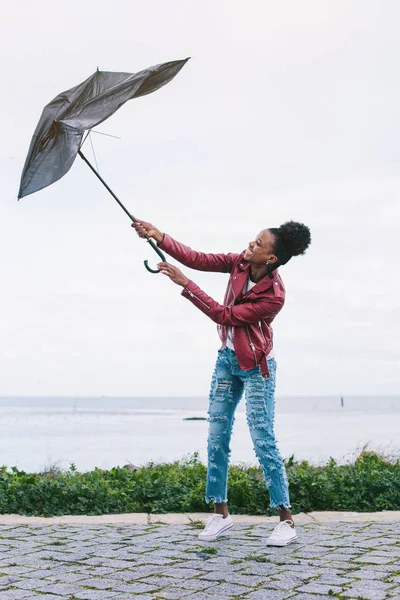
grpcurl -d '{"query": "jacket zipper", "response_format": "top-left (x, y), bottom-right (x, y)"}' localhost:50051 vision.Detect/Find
top-left (258, 321), bottom-right (267, 347)
top-left (232, 277), bottom-right (257, 366)
top-left (229, 277), bottom-right (236, 304)
top-left (229, 278), bottom-right (236, 346)
top-left (185, 289), bottom-right (211, 310)
top-left (246, 326), bottom-right (258, 366)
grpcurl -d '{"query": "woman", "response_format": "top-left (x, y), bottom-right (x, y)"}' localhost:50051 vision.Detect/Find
top-left (133, 219), bottom-right (311, 546)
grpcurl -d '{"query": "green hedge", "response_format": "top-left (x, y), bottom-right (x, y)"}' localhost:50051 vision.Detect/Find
top-left (0, 451), bottom-right (398, 517)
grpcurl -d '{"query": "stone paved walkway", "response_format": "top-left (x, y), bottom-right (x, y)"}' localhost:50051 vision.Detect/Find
top-left (0, 520), bottom-right (399, 600)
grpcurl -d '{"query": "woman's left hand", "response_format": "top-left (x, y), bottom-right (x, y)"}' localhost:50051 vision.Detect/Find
top-left (157, 262), bottom-right (190, 287)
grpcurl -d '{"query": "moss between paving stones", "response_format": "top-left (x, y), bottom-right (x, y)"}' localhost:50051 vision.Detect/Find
top-left (0, 450), bottom-right (399, 517)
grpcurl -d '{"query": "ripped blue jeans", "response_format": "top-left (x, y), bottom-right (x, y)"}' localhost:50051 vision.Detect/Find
top-left (206, 347), bottom-right (291, 509)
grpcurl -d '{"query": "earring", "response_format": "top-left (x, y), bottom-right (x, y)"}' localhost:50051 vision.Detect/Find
top-left (266, 260), bottom-right (269, 266)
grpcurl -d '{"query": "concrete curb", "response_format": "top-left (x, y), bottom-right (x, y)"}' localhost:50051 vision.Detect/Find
top-left (0, 510), bottom-right (399, 525)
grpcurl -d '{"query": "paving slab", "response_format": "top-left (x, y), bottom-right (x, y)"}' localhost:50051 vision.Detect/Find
top-left (0, 510), bottom-right (399, 525)
top-left (0, 520), bottom-right (399, 599)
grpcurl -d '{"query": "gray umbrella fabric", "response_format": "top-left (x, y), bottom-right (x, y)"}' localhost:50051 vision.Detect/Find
top-left (18, 58), bottom-right (189, 199)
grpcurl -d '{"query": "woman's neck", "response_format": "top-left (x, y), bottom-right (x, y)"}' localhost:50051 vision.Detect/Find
top-left (250, 264), bottom-right (268, 283)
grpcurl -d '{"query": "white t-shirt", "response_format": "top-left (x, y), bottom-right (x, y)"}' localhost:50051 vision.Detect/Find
top-left (226, 277), bottom-right (275, 360)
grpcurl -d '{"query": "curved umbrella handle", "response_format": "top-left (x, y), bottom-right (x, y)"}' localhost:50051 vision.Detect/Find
top-left (144, 238), bottom-right (166, 273)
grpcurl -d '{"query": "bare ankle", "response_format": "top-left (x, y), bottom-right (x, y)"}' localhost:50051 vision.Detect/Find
top-left (214, 502), bottom-right (229, 518)
top-left (278, 506), bottom-right (294, 527)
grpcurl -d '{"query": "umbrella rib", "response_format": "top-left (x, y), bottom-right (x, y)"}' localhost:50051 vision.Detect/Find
top-left (88, 132), bottom-right (99, 172)
top-left (79, 128), bottom-right (120, 152)
top-left (91, 130), bottom-right (121, 139)
top-left (79, 129), bottom-right (91, 149)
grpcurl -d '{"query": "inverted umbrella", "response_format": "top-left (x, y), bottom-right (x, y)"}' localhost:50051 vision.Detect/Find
top-left (18, 58), bottom-right (189, 273)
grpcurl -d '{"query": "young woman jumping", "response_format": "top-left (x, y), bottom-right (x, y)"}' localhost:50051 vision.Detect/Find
top-left (133, 219), bottom-right (311, 546)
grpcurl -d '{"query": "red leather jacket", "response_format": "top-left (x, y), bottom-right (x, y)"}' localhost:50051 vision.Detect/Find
top-left (159, 234), bottom-right (285, 378)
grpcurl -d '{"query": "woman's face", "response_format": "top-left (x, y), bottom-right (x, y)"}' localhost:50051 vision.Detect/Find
top-left (243, 229), bottom-right (278, 265)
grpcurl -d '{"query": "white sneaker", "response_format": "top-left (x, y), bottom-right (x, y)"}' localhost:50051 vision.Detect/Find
top-left (266, 519), bottom-right (297, 547)
top-left (198, 514), bottom-right (233, 541)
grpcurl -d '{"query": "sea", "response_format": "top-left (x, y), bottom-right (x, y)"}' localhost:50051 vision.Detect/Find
top-left (0, 396), bottom-right (399, 473)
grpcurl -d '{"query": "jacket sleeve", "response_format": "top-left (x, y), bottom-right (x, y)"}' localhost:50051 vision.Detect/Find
top-left (181, 280), bottom-right (283, 325)
top-left (159, 234), bottom-right (239, 273)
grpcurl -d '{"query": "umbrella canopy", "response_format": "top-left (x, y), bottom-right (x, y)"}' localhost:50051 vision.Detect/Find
top-left (18, 58), bottom-right (189, 199)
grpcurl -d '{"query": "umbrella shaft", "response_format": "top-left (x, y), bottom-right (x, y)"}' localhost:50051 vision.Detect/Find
top-left (78, 150), bottom-right (136, 223)
top-left (78, 149), bottom-right (166, 273)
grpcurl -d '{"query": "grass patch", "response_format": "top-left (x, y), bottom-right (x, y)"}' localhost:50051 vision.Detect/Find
top-left (187, 519), bottom-right (205, 529)
top-left (199, 546), bottom-right (217, 555)
top-left (47, 540), bottom-right (66, 546)
top-left (0, 448), bottom-right (399, 517)
top-left (244, 553), bottom-right (270, 563)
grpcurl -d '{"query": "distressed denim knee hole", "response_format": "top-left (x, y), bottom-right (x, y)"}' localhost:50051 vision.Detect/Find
top-left (212, 377), bottom-right (238, 405)
top-left (208, 412), bottom-right (228, 423)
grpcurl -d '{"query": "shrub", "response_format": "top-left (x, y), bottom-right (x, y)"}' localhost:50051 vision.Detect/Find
top-left (0, 450), bottom-right (398, 517)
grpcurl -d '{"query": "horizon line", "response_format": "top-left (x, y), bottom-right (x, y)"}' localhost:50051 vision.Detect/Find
top-left (1, 394), bottom-right (399, 399)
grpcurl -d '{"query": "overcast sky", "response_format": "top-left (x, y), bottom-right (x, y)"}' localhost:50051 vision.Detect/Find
top-left (1, 0), bottom-right (399, 397)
